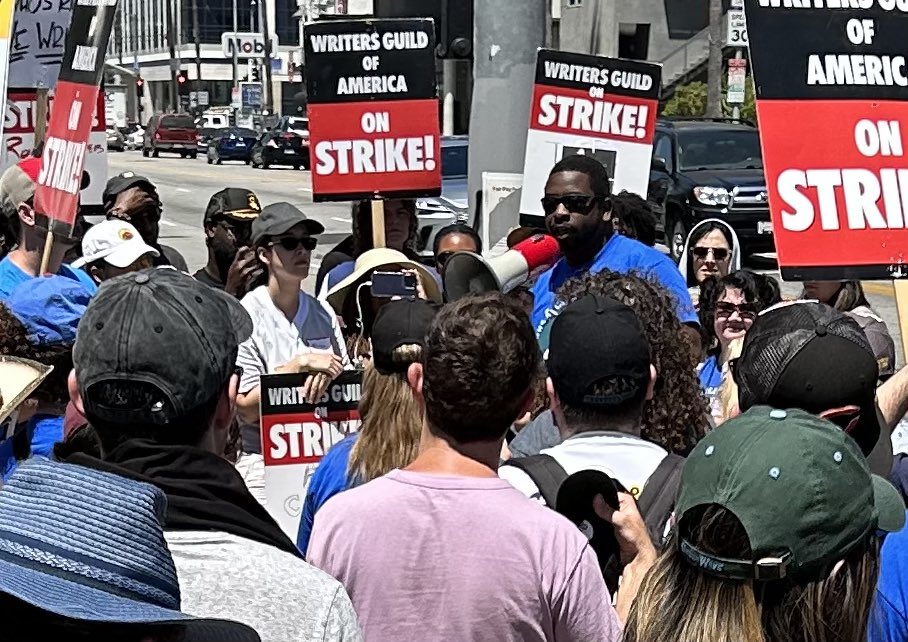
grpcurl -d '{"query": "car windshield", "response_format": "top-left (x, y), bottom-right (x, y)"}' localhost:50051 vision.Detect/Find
top-left (161, 115), bottom-right (195, 129)
top-left (441, 143), bottom-right (467, 178)
top-left (677, 128), bottom-right (763, 171)
top-left (232, 128), bottom-right (257, 138)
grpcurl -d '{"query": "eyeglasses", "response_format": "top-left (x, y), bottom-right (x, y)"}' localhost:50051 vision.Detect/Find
top-left (269, 236), bottom-right (317, 252)
top-left (692, 246), bottom-right (730, 261)
top-left (218, 220), bottom-right (252, 241)
top-left (540, 194), bottom-right (604, 216)
top-left (436, 251), bottom-right (455, 268)
top-left (715, 301), bottom-right (757, 320)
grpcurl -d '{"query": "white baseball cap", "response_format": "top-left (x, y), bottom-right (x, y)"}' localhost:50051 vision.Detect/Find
top-left (72, 220), bottom-right (160, 269)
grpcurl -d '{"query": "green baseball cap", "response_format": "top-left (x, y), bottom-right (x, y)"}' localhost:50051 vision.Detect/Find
top-left (676, 406), bottom-right (904, 582)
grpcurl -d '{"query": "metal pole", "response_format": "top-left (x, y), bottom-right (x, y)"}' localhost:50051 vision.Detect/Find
top-left (731, 48), bottom-right (743, 121)
top-left (192, 0), bottom-right (202, 107)
top-left (232, 0), bottom-right (239, 90)
top-left (706, 0), bottom-right (723, 118)
top-left (165, 0), bottom-right (179, 111)
top-left (259, 0), bottom-right (273, 113)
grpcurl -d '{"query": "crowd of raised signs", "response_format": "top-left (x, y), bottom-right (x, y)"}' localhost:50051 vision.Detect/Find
top-left (0, 151), bottom-right (906, 642)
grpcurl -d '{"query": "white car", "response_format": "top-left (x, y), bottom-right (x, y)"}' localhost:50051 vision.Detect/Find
top-left (120, 124), bottom-right (145, 151)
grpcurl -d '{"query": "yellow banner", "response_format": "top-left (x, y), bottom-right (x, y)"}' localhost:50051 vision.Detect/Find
top-left (0, 0), bottom-right (12, 39)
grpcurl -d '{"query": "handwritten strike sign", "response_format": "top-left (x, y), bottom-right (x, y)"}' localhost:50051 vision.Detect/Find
top-left (303, 18), bottom-right (441, 202)
top-left (9, 0), bottom-right (74, 88)
top-left (260, 371), bottom-right (362, 537)
top-left (746, 0), bottom-right (908, 280)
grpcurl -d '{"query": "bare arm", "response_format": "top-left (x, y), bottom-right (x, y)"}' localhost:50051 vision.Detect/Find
top-left (879, 366), bottom-right (908, 431)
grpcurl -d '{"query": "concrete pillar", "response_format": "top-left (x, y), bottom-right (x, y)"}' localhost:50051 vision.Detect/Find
top-left (559, 0), bottom-right (618, 57)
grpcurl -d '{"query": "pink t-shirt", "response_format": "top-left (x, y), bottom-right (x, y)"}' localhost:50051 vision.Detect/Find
top-left (307, 469), bottom-right (621, 642)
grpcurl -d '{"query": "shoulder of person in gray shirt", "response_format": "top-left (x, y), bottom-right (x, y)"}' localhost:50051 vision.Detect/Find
top-left (508, 410), bottom-right (562, 459)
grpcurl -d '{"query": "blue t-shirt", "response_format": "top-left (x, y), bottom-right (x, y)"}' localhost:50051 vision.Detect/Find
top-left (0, 256), bottom-right (96, 301)
top-left (0, 414), bottom-right (64, 482)
top-left (531, 233), bottom-right (697, 335)
top-left (297, 433), bottom-right (359, 556)
top-left (869, 512), bottom-right (908, 641)
top-left (698, 355), bottom-right (723, 401)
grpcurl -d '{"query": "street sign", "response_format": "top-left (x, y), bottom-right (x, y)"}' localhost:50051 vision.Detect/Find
top-left (727, 58), bottom-right (746, 105)
top-left (190, 91), bottom-right (210, 106)
top-left (231, 87), bottom-right (242, 109)
top-left (241, 82), bottom-right (263, 109)
top-left (221, 32), bottom-right (279, 59)
top-left (726, 9), bottom-right (748, 46)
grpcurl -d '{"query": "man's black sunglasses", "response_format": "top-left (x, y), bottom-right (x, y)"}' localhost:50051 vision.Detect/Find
top-left (540, 194), bottom-right (608, 216)
top-left (269, 236), bottom-right (317, 252)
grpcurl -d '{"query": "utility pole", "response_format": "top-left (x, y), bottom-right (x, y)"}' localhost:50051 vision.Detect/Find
top-left (259, 0), bottom-right (274, 114)
top-left (706, 0), bottom-right (723, 118)
top-left (232, 0), bottom-right (239, 91)
top-left (193, 0), bottom-right (202, 109)
top-left (165, 0), bottom-right (179, 112)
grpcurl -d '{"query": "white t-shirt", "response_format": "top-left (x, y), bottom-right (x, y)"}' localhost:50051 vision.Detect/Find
top-left (499, 431), bottom-right (669, 504)
top-left (236, 285), bottom-right (348, 395)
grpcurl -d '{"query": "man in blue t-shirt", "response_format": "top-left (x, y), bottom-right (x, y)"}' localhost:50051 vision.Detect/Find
top-left (0, 158), bottom-right (97, 299)
top-left (531, 155), bottom-right (696, 339)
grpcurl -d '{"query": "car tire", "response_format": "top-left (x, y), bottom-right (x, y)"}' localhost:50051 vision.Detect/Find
top-left (189, 152), bottom-right (197, 159)
top-left (262, 159), bottom-right (270, 169)
top-left (207, 156), bottom-right (213, 165)
top-left (245, 158), bottom-right (251, 165)
top-left (215, 157), bottom-right (222, 165)
top-left (667, 213), bottom-right (689, 263)
top-left (142, 148), bottom-right (149, 157)
top-left (152, 148), bottom-right (159, 158)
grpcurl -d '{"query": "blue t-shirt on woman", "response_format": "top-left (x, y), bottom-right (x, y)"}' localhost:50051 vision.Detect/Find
top-left (298, 433), bottom-right (359, 556)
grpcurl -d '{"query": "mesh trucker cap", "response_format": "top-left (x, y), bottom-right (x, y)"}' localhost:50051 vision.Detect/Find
top-left (73, 268), bottom-right (253, 425)
top-left (676, 406), bottom-right (904, 583)
top-left (735, 301), bottom-right (882, 457)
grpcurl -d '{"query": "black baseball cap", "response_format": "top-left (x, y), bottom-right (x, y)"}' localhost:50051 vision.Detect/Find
top-left (204, 188), bottom-right (263, 224)
top-left (371, 299), bottom-right (438, 375)
top-left (546, 295), bottom-right (651, 408)
top-left (556, 469), bottom-right (623, 574)
top-left (103, 172), bottom-right (156, 206)
top-left (736, 301), bottom-right (885, 460)
top-left (250, 202), bottom-right (324, 245)
top-left (73, 268), bottom-right (253, 425)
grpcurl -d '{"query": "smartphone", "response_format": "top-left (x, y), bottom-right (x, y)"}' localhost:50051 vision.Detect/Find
top-left (371, 271), bottom-right (417, 298)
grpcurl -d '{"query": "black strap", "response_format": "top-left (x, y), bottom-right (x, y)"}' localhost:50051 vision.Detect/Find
top-left (504, 454), bottom-right (569, 507)
top-left (11, 426), bottom-right (31, 462)
top-left (638, 453), bottom-right (685, 546)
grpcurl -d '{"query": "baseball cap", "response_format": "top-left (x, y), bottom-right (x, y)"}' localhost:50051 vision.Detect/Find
top-left (546, 295), bottom-right (651, 408)
top-left (204, 188), bottom-right (263, 224)
top-left (71, 220), bottom-right (160, 269)
top-left (371, 299), bottom-right (438, 375)
top-left (7, 275), bottom-right (93, 346)
top-left (251, 202), bottom-right (324, 244)
top-left (74, 268), bottom-right (253, 425)
top-left (556, 469), bottom-right (622, 574)
top-left (0, 458), bottom-right (259, 641)
top-left (103, 172), bottom-right (156, 207)
top-left (846, 307), bottom-right (896, 379)
top-left (736, 301), bottom-right (883, 457)
top-left (676, 406), bottom-right (904, 582)
top-left (0, 158), bottom-right (41, 219)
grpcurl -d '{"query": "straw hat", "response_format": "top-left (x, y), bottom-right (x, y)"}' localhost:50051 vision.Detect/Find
top-left (326, 248), bottom-right (442, 314)
top-left (0, 356), bottom-right (53, 424)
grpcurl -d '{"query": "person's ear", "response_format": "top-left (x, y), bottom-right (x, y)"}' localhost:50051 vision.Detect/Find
top-left (646, 364), bottom-right (657, 401)
top-left (256, 246), bottom-right (271, 267)
top-left (601, 197), bottom-right (612, 223)
top-left (407, 362), bottom-right (424, 398)
top-left (87, 264), bottom-right (103, 285)
top-left (17, 202), bottom-right (35, 227)
top-left (67, 370), bottom-right (85, 414)
top-left (204, 223), bottom-right (217, 239)
top-left (546, 377), bottom-right (559, 412)
top-left (214, 372), bottom-right (240, 433)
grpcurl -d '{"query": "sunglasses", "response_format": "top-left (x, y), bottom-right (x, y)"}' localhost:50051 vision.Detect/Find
top-left (269, 236), bottom-right (317, 252)
top-left (436, 251), bottom-right (455, 268)
top-left (715, 301), bottom-right (758, 320)
top-left (692, 246), bottom-right (730, 261)
top-left (540, 194), bottom-right (604, 216)
top-left (218, 220), bottom-right (252, 240)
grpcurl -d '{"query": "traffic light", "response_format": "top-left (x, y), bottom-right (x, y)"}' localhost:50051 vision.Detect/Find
top-left (136, 76), bottom-right (145, 93)
top-left (374, 0), bottom-right (473, 59)
top-left (250, 66), bottom-right (260, 82)
top-left (176, 70), bottom-right (189, 95)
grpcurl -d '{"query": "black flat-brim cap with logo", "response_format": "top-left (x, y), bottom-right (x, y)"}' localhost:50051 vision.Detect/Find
top-left (73, 268), bottom-right (253, 425)
top-left (204, 188), bottom-right (263, 224)
top-left (676, 406), bottom-right (904, 583)
top-left (371, 299), bottom-right (438, 376)
top-left (251, 202), bottom-right (324, 245)
top-left (545, 294), bottom-right (651, 408)
top-left (103, 172), bottom-right (157, 205)
top-left (736, 301), bottom-right (885, 460)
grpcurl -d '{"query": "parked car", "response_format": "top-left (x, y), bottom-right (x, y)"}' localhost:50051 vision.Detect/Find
top-left (118, 123), bottom-right (144, 150)
top-left (207, 127), bottom-right (258, 165)
top-left (106, 127), bottom-right (126, 152)
top-left (142, 113), bottom-right (198, 158)
top-left (416, 135), bottom-right (469, 261)
top-left (250, 126), bottom-right (309, 170)
top-left (648, 118), bottom-right (773, 261)
top-left (196, 127), bottom-right (220, 154)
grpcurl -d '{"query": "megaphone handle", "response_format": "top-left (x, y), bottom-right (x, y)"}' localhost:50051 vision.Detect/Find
top-left (371, 199), bottom-right (386, 249)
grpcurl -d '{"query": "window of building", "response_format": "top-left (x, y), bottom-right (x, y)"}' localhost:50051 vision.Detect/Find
top-left (274, 0), bottom-right (300, 46)
top-left (618, 23), bottom-right (650, 61)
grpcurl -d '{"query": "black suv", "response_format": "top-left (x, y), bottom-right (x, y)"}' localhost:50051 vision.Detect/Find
top-left (648, 118), bottom-right (773, 261)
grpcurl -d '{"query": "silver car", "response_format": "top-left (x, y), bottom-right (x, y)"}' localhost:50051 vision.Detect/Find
top-left (416, 135), bottom-right (469, 261)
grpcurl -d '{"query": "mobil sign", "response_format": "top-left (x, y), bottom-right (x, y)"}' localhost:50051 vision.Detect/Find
top-left (221, 32), bottom-right (279, 58)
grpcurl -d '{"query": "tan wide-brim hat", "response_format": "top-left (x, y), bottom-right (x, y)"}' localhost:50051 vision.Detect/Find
top-left (0, 356), bottom-right (53, 424)
top-left (326, 248), bottom-right (443, 315)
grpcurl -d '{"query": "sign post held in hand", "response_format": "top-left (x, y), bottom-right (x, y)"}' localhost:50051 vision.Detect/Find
top-left (303, 18), bottom-right (441, 248)
top-left (745, 1), bottom-right (908, 281)
top-left (259, 371), bottom-right (363, 537)
top-left (518, 50), bottom-right (661, 228)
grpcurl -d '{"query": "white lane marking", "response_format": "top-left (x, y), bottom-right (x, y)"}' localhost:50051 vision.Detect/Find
top-left (160, 220), bottom-right (177, 227)
top-left (176, 187), bottom-right (190, 193)
top-left (331, 217), bottom-right (352, 224)
top-left (297, 187), bottom-right (312, 192)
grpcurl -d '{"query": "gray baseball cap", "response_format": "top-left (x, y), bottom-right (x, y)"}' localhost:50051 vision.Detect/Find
top-left (251, 202), bottom-right (324, 245)
top-left (74, 268), bottom-right (253, 425)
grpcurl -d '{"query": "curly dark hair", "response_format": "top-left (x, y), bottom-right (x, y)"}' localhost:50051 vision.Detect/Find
top-left (557, 270), bottom-right (708, 454)
top-left (699, 269), bottom-right (777, 356)
top-left (611, 191), bottom-right (657, 247)
top-left (423, 293), bottom-right (541, 443)
top-left (0, 303), bottom-right (72, 406)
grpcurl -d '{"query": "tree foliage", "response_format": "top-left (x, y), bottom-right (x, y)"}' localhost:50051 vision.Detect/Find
top-left (662, 75), bottom-right (757, 124)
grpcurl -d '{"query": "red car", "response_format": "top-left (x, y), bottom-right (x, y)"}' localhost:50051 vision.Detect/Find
top-left (142, 113), bottom-right (199, 159)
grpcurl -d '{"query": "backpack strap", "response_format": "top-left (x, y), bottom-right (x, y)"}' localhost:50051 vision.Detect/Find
top-left (637, 454), bottom-right (685, 546)
top-left (504, 454), bottom-right (569, 507)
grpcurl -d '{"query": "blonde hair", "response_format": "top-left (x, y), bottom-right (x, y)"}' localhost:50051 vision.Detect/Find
top-left (348, 344), bottom-right (424, 483)
top-left (713, 337), bottom-right (745, 426)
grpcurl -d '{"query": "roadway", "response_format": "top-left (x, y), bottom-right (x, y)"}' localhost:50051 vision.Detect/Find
top-left (108, 149), bottom-right (906, 366)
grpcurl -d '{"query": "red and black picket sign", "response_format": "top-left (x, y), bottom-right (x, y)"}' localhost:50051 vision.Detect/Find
top-left (260, 371), bottom-right (362, 467)
top-left (33, 0), bottom-right (118, 238)
top-left (745, 1), bottom-right (908, 280)
top-left (303, 18), bottom-right (441, 202)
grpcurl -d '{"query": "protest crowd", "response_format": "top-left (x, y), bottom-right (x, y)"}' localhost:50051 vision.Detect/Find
top-left (0, 144), bottom-right (907, 642)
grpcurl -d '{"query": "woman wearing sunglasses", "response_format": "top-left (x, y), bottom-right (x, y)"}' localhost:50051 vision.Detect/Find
top-left (433, 223), bottom-right (482, 275)
top-left (234, 202), bottom-right (348, 504)
top-left (678, 220), bottom-right (742, 307)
